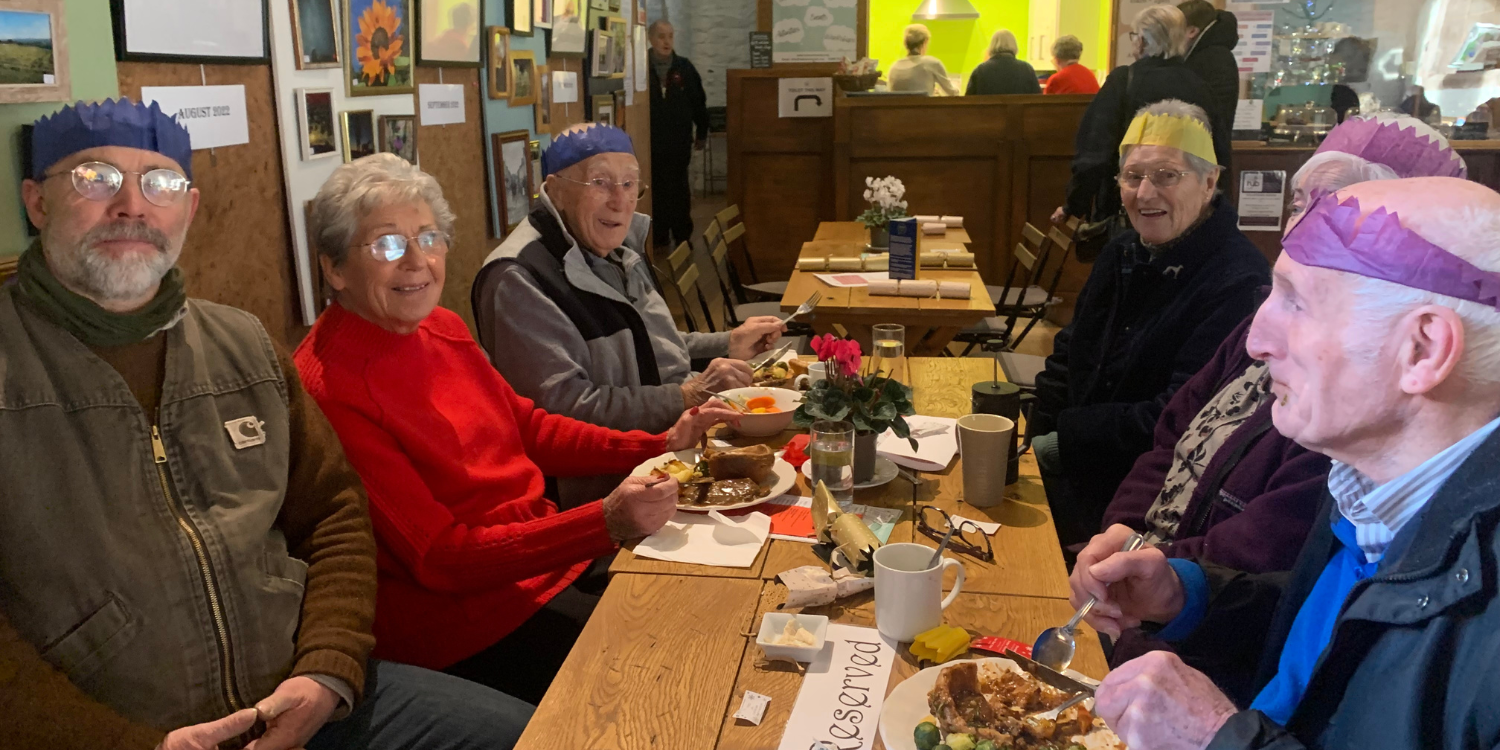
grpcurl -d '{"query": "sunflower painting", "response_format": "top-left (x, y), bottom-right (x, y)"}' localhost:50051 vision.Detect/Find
top-left (344, 0), bottom-right (414, 96)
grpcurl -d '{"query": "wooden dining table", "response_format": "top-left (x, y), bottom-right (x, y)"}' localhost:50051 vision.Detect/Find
top-left (516, 357), bottom-right (1106, 750)
top-left (783, 222), bottom-right (994, 356)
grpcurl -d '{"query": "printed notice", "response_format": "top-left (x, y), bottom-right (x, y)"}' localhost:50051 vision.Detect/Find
top-left (554, 71), bottom-right (580, 103)
top-left (418, 84), bottom-right (465, 126)
top-left (778, 77), bottom-right (833, 118)
top-left (140, 85), bottom-right (249, 149)
top-left (1233, 11), bottom-right (1274, 73)
top-left (776, 624), bottom-right (897, 750)
top-left (1237, 170), bottom-right (1286, 232)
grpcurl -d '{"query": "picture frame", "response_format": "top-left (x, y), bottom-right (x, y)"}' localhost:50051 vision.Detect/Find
top-left (344, 0), bottom-right (414, 96)
top-left (534, 65), bottom-right (551, 134)
top-left (340, 109), bottom-right (377, 163)
top-left (0, 0), bottom-right (70, 104)
top-left (289, 0), bottom-right (340, 69)
top-left (587, 0), bottom-right (606, 9)
top-left (635, 0), bottom-right (644, 26)
top-left (613, 87), bottom-right (625, 129)
top-left (533, 0), bottom-right (551, 30)
top-left (606, 16), bottom-right (625, 77)
top-left (508, 49), bottom-right (538, 106)
top-left (590, 28), bottom-right (609, 77)
top-left (508, 0), bottom-right (532, 36)
top-left (486, 25), bottom-right (510, 99)
top-left (295, 87), bottom-right (339, 161)
top-left (550, 0), bottom-right (584, 57)
top-left (607, 0), bottom-right (618, 12)
top-left (528, 139), bottom-right (542, 202)
top-left (592, 93), bottom-right (614, 126)
top-left (111, 0), bottom-right (269, 64)
top-left (492, 129), bottom-right (534, 232)
top-left (300, 200), bottom-right (334, 318)
top-left (378, 113), bottom-right (417, 164)
top-left (417, 0), bottom-right (481, 66)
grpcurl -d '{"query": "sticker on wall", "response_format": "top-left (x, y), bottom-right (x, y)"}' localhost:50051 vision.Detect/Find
top-left (777, 77), bottom-right (832, 118)
top-left (418, 83), bottom-right (466, 125)
top-left (140, 85), bottom-right (250, 149)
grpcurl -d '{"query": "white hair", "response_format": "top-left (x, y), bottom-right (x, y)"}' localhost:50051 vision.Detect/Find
top-left (1135, 5), bottom-right (1187, 59)
top-left (310, 153), bottom-right (457, 265)
top-left (988, 30), bottom-right (1018, 58)
top-left (1119, 99), bottom-right (1218, 178)
top-left (1292, 150), bottom-right (1401, 195)
top-left (1051, 34), bottom-right (1083, 63)
top-left (904, 24), bottom-right (931, 54)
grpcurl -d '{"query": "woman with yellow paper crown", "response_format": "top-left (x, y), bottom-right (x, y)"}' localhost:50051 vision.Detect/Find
top-left (1026, 100), bottom-right (1270, 551)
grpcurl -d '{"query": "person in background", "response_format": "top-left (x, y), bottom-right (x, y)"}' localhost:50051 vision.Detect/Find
top-left (1029, 100), bottom-right (1268, 549)
top-left (1043, 35), bottom-right (1100, 95)
top-left (965, 29), bottom-right (1040, 96)
top-left (1071, 177), bottom-right (1500, 750)
top-left (1, 98), bottom-right (530, 750)
top-left (296, 153), bottom-right (741, 706)
top-left (1178, 0), bottom-right (1240, 145)
top-left (1399, 84), bottom-right (1443, 124)
top-left (646, 19), bottom-right (708, 250)
top-left (1053, 5), bottom-right (1229, 228)
top-left (888, 24), bottom-right (959, 96)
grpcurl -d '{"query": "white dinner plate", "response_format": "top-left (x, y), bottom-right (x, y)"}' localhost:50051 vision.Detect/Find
top-left (630, 449), bottom-right (797, 512)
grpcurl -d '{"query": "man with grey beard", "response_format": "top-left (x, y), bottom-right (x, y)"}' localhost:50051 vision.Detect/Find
top-left (0, 99), bottom-right (532, 749)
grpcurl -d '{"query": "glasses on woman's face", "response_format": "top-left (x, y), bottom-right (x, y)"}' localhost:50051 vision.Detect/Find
top-left (356, 230), bottom-right (450, 262)
top-left (555, 173), bottom-right (649, 200)
top-left (1118, 168), bottom-right (1193, 190)
top-left (45, 161), bottom-right (192, 207)
top-left (915, 505), bottom-right (995, 562)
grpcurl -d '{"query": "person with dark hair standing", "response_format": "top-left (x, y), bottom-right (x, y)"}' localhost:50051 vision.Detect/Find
top-left (1178, 0), bottom-right (1240, 145)
top-left (646, 20), bottom-right (708, 250)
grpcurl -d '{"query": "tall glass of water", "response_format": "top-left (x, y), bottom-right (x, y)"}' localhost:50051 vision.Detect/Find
top-left (871, 323), bottom-right (906, 384)
top-left (810, 420), bottom-right (856, 508)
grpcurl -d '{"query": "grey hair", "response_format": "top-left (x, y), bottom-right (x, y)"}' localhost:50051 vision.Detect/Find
top-left (988, 30), bottom-right (1018, 58)
top-left (1119, 99), bottom-right (1219, 178)
top-left (309, 153), bottom-right (457, 265)
top-left (1051, 34), bottom-right (1083, 63)
top-left (647, 19), bottom-right (672, 36)
top-left (904, 24), bottom-right (931, 54)
top-left (1345, 202), bottom-right (1500, 388)
top-left (1135, 5), bottom-right (1187, 59)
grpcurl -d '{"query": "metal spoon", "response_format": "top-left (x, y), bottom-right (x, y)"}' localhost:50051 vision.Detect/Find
top-left (926, 524), bottom-right (955, 569)
top-left (1031, 532), bottom-right (1146, 672)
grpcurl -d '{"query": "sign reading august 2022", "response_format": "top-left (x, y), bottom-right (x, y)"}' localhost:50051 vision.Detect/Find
top-left (139, 85), bottom-right (249, 150)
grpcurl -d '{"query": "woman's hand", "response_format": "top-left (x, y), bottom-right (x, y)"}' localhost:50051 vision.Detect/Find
top-left (665, 400), bottom-right (742, 451)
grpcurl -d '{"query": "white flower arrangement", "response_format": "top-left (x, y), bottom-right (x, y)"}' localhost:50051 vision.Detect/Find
top-left (857, 175), bottom-right (908, 229)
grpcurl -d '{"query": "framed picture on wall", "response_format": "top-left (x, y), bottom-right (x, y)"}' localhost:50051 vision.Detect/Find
top-left (550, 0), bottom-right (583, 56)
top-left (289, 0), bottom-right (340, 69)
top-left (296, 88), bottom-right (339, 161)
top-left (590, 28), bottom-right (609, 77)
top-left (486, 26), bottom-right (510, 99)
top-left (534, 65), bottom-right (551, 134)
top-left (417, 0), bottom-right (481, 66)
top-left (587, 0), bottom-right (605, 10)
top-left (606, 17), bottom-right (625, 77)
top-left (612, 87), bottom-right (625, 129)
top-left (509, 49), bottom-right (537, 105)
top-left (492, 130), bottom-right (534, 232)
top-left (112, 0), bottom-right (269, 63)
top-left (344, 0), bottom-right (414, 96)
top-left (299, 200), bottom-right (333, 317)
top-left (508, 0), bottom-right (532, 36)
top-left (378, 114), bottom-right (417, 164)
top-left (0, 0), bottom-right (70, 104)
top-left (634, 0), bottom-right (644, 26)
top-left (341, 109), bottom-right (377, 162)
top-left (528, 139), bottom-right (542, 202)
top-left (607, 0), bottom-right (618, 12)
top-left (592, 93), bottom-right (613, 126)
top-left (533, 0), bottom-right (551, 30)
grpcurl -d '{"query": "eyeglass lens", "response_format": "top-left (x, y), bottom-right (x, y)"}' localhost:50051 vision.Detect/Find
top-left (70, 162), bottom-right (190, 207)
top-left (583, 176), bottom-right (648, 200)
top-left (1119, 169), bottom-right (1184, 189)
top-left (370, 231), bottom-right (449, 262)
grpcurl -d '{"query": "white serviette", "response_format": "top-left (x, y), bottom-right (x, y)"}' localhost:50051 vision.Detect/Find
top-left (876, 415), bottom-right (958, 472)
top-left (632, 511), bottom-right (771, 568)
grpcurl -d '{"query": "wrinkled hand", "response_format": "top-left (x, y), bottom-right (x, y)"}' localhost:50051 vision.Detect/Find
top-left (603, 474), bottom-right (681, 543)
top-left (1070, 524), bottom-right (1184, 637)
top-left (1051, 206), bottom-right (1069, 225)
top-left (665, 400), bottom-right (742, 451)
top-left (156, 708), bottom-right (261, 750)
top-left (681, 359), bottom-right (755, 407)
top-left (728, 316), bottom-right (787, 360)
top-left (244, 676), bottom-right (340, 750)
top-left (1096, 651), bottom-right (1239, 750)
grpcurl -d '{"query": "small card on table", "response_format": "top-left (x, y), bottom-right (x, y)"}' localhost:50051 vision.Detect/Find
top-left (776, 624), bottom-right (897, 750)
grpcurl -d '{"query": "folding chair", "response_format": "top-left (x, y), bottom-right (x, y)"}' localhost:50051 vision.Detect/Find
top-left (717, 204), bottom-right (788, 301)
top-left (666, 241), bottom-right (718, 333)
top-left (951, 221), bottom-right (1068, 356)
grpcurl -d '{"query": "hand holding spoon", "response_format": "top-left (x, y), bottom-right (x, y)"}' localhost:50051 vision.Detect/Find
top-left (1031, 532), bottom-right (1146, 672)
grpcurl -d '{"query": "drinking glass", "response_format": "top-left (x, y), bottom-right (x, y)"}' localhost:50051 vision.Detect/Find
top-left (810, 420), bottom-right (856, 508)
top-left (871, 323), bottom-right (906, 384)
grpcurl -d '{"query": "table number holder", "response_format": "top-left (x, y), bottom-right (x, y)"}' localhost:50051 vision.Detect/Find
top-left (887, 217), bottom-right (918, 280)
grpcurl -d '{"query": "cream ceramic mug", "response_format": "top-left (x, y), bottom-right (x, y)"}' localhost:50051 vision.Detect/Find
top-left (957, 413), bottom-right (1014, 508)
top-left (874, 542), bottom-right (965, 642)
top-left (794, 362), bottom-right (828, 389)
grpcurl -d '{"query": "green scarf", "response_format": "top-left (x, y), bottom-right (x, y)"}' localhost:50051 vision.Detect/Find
top-left (14, 242), bottom-right (187, 347)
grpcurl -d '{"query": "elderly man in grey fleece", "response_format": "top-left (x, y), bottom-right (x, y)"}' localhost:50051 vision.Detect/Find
top-left (472, 123), bottom-right (784, 442)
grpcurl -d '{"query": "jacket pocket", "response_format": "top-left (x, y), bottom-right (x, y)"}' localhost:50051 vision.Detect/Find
top-left (1200, 489), bottom-right (1248, 530)
top-left (40, 593), bottom-right (139, 685)
top-left (262, 550), bottom-right (308, 591)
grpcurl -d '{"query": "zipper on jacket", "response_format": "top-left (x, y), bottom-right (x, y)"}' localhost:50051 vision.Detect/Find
top-left (151, 425), bottom-right (245, 712)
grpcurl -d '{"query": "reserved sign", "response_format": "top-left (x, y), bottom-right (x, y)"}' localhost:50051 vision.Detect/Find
top-left (777, 624), bottom-right (896, 750)
top-left (418, 84), bottom-right (466, 126)
top-left (140, 85), bottom-right (249, 150)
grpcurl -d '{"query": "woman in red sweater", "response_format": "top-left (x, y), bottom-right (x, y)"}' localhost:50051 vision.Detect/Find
top-left (1043, 35), bottom-right (1101, 95)
top-left (293, 154), bottom-right (739, 705)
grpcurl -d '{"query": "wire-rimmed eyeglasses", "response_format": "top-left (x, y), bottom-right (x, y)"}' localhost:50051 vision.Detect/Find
top-left (554, 173), bottom-right (650, 200)
top-left (43, 161), bottom-right (191, 207)
top-left (915, 505), bottom-right (995, 562)
top-left (354, 230), bottom-right (450, 262)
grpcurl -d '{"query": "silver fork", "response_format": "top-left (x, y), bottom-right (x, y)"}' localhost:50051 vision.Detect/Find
top-left (781, 291), bottom-right (822, 324)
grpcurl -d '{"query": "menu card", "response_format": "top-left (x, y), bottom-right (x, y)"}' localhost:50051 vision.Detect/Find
top-left (887, 217), bottom-right (917, 280)
top-left (776, 624), bottom-right (897, 750)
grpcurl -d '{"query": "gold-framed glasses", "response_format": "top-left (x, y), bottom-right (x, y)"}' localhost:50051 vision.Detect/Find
top-left (356, 230), bottom-right (450, 262)
top-left (555, 174), bottom-right (649, 200)
top-left (916, 505), bottom-right (995, 562)
top-left (1118, 168), bottom-right (1193, 189)
top-left (45, 161), bottom-right (191, 207)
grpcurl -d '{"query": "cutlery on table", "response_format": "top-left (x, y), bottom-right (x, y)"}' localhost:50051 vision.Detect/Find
top-left (749, 342), bottom-right (796, 371)
top-left (1003, 648), bottom-right (1096, 697)
top-left (704, 391), bottom-right (751, 413)
top-left (1030, 532), bottom-right (1146, 672)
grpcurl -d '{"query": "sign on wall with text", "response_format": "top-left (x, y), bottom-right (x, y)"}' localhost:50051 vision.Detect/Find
top-left (140, 85), bottom-right (250, 149)
top-left (770, 0), bottom-right (856, 64)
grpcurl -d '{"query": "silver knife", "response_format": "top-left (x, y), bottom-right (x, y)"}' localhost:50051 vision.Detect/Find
top-left (748, 342), bottom-right (795, 371)
top-left (1002, 649), bottom-right (1096, 696)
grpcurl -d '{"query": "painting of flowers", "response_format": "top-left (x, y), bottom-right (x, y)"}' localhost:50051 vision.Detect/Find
top-left (344, 0), bottom-right (414, 96)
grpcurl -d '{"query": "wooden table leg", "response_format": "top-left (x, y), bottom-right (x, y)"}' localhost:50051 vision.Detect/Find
top-left (910, 326), bottom-right (964, 356)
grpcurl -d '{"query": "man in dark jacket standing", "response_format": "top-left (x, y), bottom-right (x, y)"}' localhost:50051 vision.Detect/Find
top-left (1179, 1), bottom-right (1241, 147)
top-left (647, 20), bottom-right (709, 250)
top-left (1071, 177), bottom-right (1500, 750)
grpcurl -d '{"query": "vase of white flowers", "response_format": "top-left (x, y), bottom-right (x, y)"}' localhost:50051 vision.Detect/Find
top-left (857, 175), bottom-right (908, 250)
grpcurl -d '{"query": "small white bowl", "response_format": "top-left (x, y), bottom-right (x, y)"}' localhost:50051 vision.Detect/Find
top-left (756, 612), bottom-right (829, 663)
top-left (719, 386), bottom-right (801, 437)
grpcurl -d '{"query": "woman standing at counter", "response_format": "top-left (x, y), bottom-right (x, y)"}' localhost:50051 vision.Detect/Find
top-left (966, 30), bottom-right (1041, 96)
top-left (888, 24), bottom-right (959, 96)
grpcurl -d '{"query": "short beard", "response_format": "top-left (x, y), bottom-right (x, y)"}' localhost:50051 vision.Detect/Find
top-left (45, 221), bottom-right (181, 304)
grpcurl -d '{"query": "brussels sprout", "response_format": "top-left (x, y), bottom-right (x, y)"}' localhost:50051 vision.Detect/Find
top-left (913, 722), bottom-right (941, 750)
top-left (945, 734), bottom-right (977, 750)
top-left (973, 741), bottom-right (998, 750)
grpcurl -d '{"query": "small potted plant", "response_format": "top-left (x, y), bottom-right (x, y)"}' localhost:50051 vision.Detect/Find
top-left (793, 334), bottom-right (917, 482)
top-left (857, 176), bottom-right (908, 251)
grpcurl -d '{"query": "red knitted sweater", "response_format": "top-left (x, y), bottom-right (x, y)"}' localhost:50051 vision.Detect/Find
top-left (294, 303), bottom-right (668, 669)
top-left (1044, 62), bottom-right (1100, 95)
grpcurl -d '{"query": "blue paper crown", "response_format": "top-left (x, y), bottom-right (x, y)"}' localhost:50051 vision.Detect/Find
top-left (542, 124), bottom-right (634, 177)
top-left (32, 98), bottom-right (193, 180)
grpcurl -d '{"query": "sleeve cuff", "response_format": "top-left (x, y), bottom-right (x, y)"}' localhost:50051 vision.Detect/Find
top-left (304, 673), bottom-right (355, 721)
top-left (1155, 558), bottom-right (1209, 641)
top-left (1032, 432), bottom-right (1062, 474)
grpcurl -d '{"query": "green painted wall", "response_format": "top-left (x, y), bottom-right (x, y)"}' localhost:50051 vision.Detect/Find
top-left (1, 0), bottom-right (120, 257)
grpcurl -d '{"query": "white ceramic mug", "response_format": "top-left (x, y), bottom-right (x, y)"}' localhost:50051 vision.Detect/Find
top-left (874, 542), bottom-right (965, 642)
top-left (794, 362), bottom-right (828, 390)
top-left (957, 413), bottom-right (1014, 508)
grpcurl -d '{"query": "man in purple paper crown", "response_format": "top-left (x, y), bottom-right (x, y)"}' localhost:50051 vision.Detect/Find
top-left (1069, 176), bottom-right (1500, 750)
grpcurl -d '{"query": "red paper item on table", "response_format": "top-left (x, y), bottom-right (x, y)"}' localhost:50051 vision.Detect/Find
top-left (781, 434), bottom-right (810, 469)
top-left (970, 637), bottom-right (1032, 658)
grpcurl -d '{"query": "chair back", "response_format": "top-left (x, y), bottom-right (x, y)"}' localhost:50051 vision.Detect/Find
top-left (1002, 223), bottom-right (1079, 346)
top-left (716, 203), bottom-right (764, 286)
top-left (667, 241), bottom-right (718, 332)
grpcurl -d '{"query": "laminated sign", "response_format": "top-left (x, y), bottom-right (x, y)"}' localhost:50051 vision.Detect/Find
top-left (778, 77), bottom-right (832, 118)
